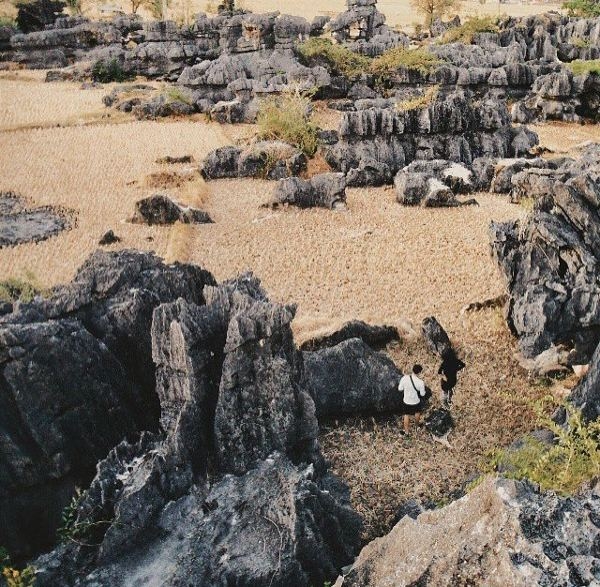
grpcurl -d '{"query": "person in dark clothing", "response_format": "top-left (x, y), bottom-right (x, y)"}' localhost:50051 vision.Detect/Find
top-left (438, 349), bottom-right (465, 407)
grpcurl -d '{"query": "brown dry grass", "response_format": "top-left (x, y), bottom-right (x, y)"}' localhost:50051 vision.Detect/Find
top-left (533, 121), bottom-right (600, 156)
top-left (0, 77), bottom-right (228, 284)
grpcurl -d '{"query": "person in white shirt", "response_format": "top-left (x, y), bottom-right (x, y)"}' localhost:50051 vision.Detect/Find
top-left (398, 364), bottom-right (426, 435)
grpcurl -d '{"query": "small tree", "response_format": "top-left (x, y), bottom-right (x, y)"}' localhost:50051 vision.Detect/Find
top-left (410, 0), bottom-right (462, 33)
top-left (130, 0), bottom-right (147, 13)
top-left (563, 0), bottom-right (600, 17)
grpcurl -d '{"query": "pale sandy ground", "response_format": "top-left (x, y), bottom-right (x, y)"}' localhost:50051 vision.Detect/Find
top-left (0, 75), bottom-right (593, 540)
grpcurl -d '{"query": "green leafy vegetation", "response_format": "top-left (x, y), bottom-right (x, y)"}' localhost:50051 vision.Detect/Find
top-left (0, 275), bottom-right (40, 303)
top-left (91, 59), bottom-right (134, 84)
top-left (440, 16), bottom-right (499, 44)
top-left (0, 547), bottom-right (36, 587)
top-left (396, 85), bottom-right (439, 111)
top-left (490, 403), bottom-right (600, 495)
top-left (0, 16), bottom-right (17, 28)
top-left (256, 88), bottom-right (319, 157)
top-left (371, 46), bottom-right (442, 76)
top-left (568, 59), bottom-right (600, 76)
top-left (297, 37), bottom-right (371, 77)
top-left (563, 0), bottom-right (600, 17)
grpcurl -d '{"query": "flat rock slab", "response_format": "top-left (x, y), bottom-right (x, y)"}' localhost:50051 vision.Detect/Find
top-left (0, 195), bottom-right (71, 247)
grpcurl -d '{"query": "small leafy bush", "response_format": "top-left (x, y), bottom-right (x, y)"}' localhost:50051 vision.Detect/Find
top-left (91, 59), bottom-right (133, 84)
top-left (297, 37), bottom-right (371, 77)
top-left (0, 16), bottom-right (17, 28)
top-left (0, 548), bottom-right (36, 587)
top-left (572, 37), bottom-right (592, 48)
top-left (396, 85), bottom-right (439, 111)
top-left (563, 0), bottom-right (600, 17)
top-left (256, 88), bottom-right (319, 157)
top-left (493, 403), bottom-right (600, 495)
top-left (371, 46), bottom-right (442, 76)
top-left (568, 59), bottom-right (600, 76)
top-left (0, 276), bottom-right (39, 303)
top-left (441, 16), bottom-right (499, 44)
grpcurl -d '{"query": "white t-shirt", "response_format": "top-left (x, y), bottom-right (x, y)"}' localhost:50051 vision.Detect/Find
top-left (398, 374), bottom-right (425, 405)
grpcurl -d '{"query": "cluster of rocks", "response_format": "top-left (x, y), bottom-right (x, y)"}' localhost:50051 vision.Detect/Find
top-left (328, 0), bottom-right (408, 57)
top-left (1, 251), bottom-right (419, 584)
top-left (324, 89), bottom-right (538, 188)
top-left (200, 141), bottom-right (307, 180)
top-left (0, 191), bottom-right (72, 247)
top-left (490, 144), bottom-right (600, 365)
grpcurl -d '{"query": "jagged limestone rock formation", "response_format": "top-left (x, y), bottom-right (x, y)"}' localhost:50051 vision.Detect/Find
top-left (0, 251), bottom-right (215, 558)
top-left (490, 145), bottom-right (600, 362)
top-left (326, 89), bottom-right (538, 187)
top-left (31, 271), bottom-right (361, 587)
top-left (131, 194), bottom-right (213, 225)
top-left (337, 477), bottom-right (600, 586)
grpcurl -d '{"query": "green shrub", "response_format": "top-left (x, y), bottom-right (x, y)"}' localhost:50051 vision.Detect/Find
top-left (493, 404), bottom-right (600, 495)
top-left (396, 85), bottom-right (439, 111)
top-left (1, 548), bottom-right (36, 587)
top-left (563, 0), bottom-right (600, 17)
top-left (0, 276), bottom-right (39, 303)
top-left (296, 37), bottom-right (371, 77)
top-left (440, 16), bottom-right (499, 44)
top-left (568, 59), bottom-right (600, 76)
top-left (91, 59), bottom-right (133, 84)
top-left (371, 46), bottom-right (442, 76)
top-left (572, 37), bottom-right (592, 48)
top-left (256, 89), bottom-right (319, 157)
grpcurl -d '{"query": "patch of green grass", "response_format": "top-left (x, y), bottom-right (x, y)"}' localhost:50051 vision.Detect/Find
top-left (491, 404), bottom-right (600, 496)
top-left (91, 59), bottom-right (134, 84)
top-left (296, 37), bottom-right (371, 77)
top-left (371, 46), bottom-right (442, 76)
top-left (568, 59), bottom-right (600, 76)
top-left (0, 16), bottom-right (16, 28)
top-left (440, 16), bottom-right (499, 44)
top-left (256, 89), bottom-right (319, 157)
top-left (0, 275), bottom-right (40, 303)
top-left (164, 86), bottom-right (192, 105)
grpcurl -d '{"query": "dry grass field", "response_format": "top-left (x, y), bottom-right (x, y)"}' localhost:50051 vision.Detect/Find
top-left (0, 0), bottom-right (564, 31)
top-left (0, 71), bottom-right (592, 542)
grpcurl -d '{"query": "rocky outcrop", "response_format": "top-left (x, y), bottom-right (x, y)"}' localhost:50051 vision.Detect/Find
top-left (303, 338), bottom-right (403, 419)
top-left (491, 145), bottom-right (600, 362)
top-left (337, 476), bottom-right (600, 586)
top-left (201, 141), bottom-right (307, 180)
top-left (422, 316), bottom-right (454, 358)
top-left (326, 90), bottom-right (538, 187)
top-left (299, 320), bottom-right (400, 351)
top-left (568, 339), bottom-right (600, 422)
top-left (0, 251), bottom-right (215, 558)
top-left (327, 0), bottom-right (408, 56)
top-left (513, 68), bottom-right (600, 123)
top-left (131, 194), bottom-right (212, 225)
top-left (394, 159), bottom-right (478, 207)
top-left (32, 271), bottom-right (361, 586)
top-left (271, 173), bottom-right (347, 209)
